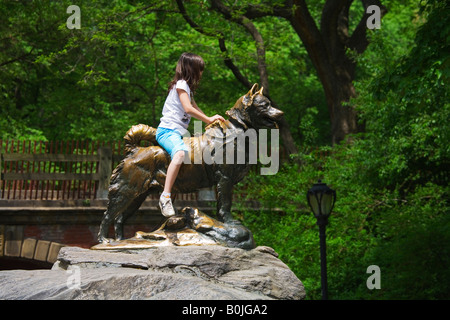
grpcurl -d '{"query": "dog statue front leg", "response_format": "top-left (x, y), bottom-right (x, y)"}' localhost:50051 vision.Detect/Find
top-left (216, 174), bottom-right (234, 223)
top-left (97, 209), bottom-right (114, 243)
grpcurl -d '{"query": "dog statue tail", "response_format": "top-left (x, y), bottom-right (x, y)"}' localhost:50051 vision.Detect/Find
top-left (123, 124), bottom-right (158, 154)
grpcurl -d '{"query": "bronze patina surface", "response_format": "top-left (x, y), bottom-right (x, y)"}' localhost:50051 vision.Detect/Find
top-left (96, 84), bottom-right (283, 249)
top-left (92, 207), bottom-right (253, 249)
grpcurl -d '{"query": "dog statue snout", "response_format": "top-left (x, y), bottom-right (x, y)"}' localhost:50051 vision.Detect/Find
top-left (270, 107), bottom-right (284, 120)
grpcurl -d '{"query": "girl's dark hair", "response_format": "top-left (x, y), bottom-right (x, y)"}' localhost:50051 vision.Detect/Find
top-left (168, 52), bottom-right (205, 94)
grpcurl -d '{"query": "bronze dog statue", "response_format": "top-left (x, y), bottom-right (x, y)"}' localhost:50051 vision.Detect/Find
top-left (97, 84), bottom-right (284, 244)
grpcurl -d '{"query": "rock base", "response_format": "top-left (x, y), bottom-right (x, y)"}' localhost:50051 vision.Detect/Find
top-left (0, 245), bottom-right (306, 300)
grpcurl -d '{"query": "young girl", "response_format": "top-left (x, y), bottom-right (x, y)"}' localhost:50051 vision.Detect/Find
top-left (156, 52), bottom-right (224, 217)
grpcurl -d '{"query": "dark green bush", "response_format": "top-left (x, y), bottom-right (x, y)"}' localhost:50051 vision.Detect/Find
top-left (235, 1), bottom-right (449, 299)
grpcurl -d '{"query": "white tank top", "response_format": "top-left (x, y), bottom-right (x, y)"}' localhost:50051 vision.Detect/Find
top-left (158, 80), bottom-right (191, 135)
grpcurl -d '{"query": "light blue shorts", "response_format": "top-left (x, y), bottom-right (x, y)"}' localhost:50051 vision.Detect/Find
top-left (156, 127), bottom-right (189, 159)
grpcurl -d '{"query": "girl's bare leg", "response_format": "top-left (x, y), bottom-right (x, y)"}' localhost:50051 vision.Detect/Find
top-left (159, 151), bottom-right (185, 217)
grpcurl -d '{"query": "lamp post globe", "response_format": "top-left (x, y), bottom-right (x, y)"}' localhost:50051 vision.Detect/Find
top-left (307, 180), bottom-right (336, 300)
top-left (307, 179), bottom-right (336, 221)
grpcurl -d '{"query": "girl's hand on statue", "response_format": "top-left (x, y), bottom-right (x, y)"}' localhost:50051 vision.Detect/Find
top-left (208, 115), bottom-right (225, 124)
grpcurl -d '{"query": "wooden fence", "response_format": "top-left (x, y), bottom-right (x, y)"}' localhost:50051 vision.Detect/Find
top-left (0, 140), bottom-right (121, 200)
top-left (0, 139), bottom-right (202, 202)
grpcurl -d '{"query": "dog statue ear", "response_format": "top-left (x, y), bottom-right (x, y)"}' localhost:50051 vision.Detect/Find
top-left (255, 86), bottom-right (264, 96)
top-left (243, 83), bottom-right (259, 107)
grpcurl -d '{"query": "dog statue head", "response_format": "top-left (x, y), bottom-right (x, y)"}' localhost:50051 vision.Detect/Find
top-left (226, 84), bottom-right (284, 130)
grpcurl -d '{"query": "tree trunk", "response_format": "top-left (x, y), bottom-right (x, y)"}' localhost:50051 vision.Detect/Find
top-left (328, 77), bottom-right (360, 145)
top-left (323, 56), bottom-right (360, 145)
top-left (289, 0), bottom-right (385, 144)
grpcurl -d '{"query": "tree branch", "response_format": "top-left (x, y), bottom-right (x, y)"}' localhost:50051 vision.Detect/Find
top-left (337, 0), bottom-right (352, 43)
top-left (210, 0), bottom-right (270, 94)
top-left (0, 48), bottom-right (34, 67)
top-left (242, 18), bottom-right (269, 91)
top-left (232, 0), bottom-right (294, 20)
top-left (348, 0), bottom-right (387, 53)
top-left (175, 0), bottom-right (251, 89)
top-left (289, 0), bottom-right (335, 101)
top-left (321, 0), bottom-right (350, 34)
top-left (208, 0), bottom-right (298, 154)
top-left (320, 0), bottom-right (353, 31)
top-left (320, 0), bottom-right (351, 61)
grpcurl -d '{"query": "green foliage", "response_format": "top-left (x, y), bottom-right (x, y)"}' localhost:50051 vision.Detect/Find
top-left (0, 0), bottom-right (328, 145)
top-left (365, 183), bottom-right (450, 299)
top-left (235, 149), bottom-right (377, 300)
top-left (234, 0), bottom-right (449, 299)
top-left (1, 0), bottom-right (448, 300)
top-left (352, 0), bottom-right (449, 191)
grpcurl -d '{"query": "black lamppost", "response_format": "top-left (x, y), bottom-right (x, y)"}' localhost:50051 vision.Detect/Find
top-left (307, 180), bottom-right (336, 300)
